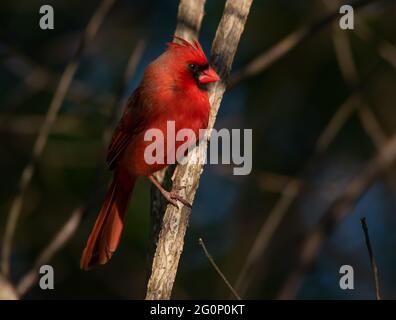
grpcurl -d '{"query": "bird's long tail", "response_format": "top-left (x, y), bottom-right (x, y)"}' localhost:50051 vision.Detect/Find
top-left (80, 171), bottom-right (135, 270)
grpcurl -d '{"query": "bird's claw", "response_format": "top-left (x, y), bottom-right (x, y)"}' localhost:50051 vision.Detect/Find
top-left (170, 192), bottom-right (192, 208)
top-left (149, 175), bottom-right (191, 209)
top-left (163, 190), bottom-right (192, 209)
top-left (167, 196), bottom-right (180, 209)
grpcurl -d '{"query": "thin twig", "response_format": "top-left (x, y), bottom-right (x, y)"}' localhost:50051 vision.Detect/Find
top-left (330, 11), bottom-right (387, 149)
top-left (316, 95), bottom-right (358, 153)
top-left (355, 10), bottom-right (396, 70)
top-left (198, 238), bottom-right (241, 300)
top-left (358, 104), bottom-right (387, 148)
top-left (256, 171), bottom-right (297, 194)
top-left (16, 206), bottom-right (86, 296)
top-left (14, 39), bottom-right (146, 297)
top-left (331, 16), bottom-right (388, 150)
top-left (1, 0), bottom-right (117, 277)
top-left (145, 0), bottom-right (253, 300)
top-left (360, 217), bottom-right (382, 300)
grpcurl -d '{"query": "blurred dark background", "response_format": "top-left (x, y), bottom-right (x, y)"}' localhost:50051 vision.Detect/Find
top-left (1, 0), bottom-right (396, 299)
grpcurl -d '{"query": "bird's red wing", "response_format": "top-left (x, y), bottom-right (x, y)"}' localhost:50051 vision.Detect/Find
top-left (106, 89), bottom-right (149, 170)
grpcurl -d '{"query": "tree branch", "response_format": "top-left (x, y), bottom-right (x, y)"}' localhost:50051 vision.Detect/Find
top-left (15, 206), bottom-right (86, 296)
top-left (148, 0), bottom-right (206, 270)
top-left (145, 0), bottom-right (253, 300)
top-left (330, 14), bottom-right (387, 148)
top-left (174, 0), bottom-right (206, 41)
top-left (360, 217), bottom-right (382, 300)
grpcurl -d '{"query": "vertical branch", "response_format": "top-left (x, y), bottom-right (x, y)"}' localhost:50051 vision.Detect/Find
top-left (360, 217), bottom-right (382, 300)
top-left (174, 0), bottom-right (206, 41)
top-left (149, 0), bottom-right (206, 269)
top-left (145, 0), bottom-right (253, 300)
top-left (1, 0), bottom-right (117, 277)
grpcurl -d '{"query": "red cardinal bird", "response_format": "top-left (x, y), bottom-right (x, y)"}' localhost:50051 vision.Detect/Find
top-left (80, 38), bottom-right (220, 270)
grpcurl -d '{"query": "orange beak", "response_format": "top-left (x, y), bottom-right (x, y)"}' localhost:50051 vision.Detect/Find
top-left (198, 66), bottom-right (220, 85)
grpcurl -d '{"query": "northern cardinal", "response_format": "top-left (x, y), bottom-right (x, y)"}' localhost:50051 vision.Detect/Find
top-left (80, 38), bottom-right (220, 270)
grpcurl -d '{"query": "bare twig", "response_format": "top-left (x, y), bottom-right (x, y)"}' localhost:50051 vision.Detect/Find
top-left (16, 206), bottom-right (86, 296)
top-left (228, 0), bottom-right (379, 88)
top-left (13, 40), bottom-right (146, 297)
top-left (316, 95), bottom-right (359, 153)
top-left (358, 104), bottom-right (387, 148)
top-left (332, 24), bottom-right (359, 87)
top-left (356, 11), bottom-right (396, 70)
top-left (376, 41), bottom-right (396, 70)
top-left (277, 134), bottom-right (396, 299)
top-left (1, 0), bottom-right (117, 277)
top-left (198, 238), bottom-right (241, 300)
top-left (145, 0), bottom-right (253, 300)
top-left (360, 217), bottom-right (382, 300)
top-left (256, 171), bottom-right (297, 194)
top-left (330, 18), bottom-right (388, 149)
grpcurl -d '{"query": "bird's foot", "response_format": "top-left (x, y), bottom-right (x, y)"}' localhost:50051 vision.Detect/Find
top-left (169, 190), bottom-right (192, 209)
top-left (149, 175), bottom-right (192, 209)
top-left (158, 189), bottom-right (192, 209)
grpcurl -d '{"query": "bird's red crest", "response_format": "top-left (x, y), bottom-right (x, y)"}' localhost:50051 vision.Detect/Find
top-left (166, 36), bottom-right (208, 65)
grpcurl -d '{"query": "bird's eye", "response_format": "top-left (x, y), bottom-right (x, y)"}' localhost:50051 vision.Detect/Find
top-left (188, 63), bottom-right (198, 72)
